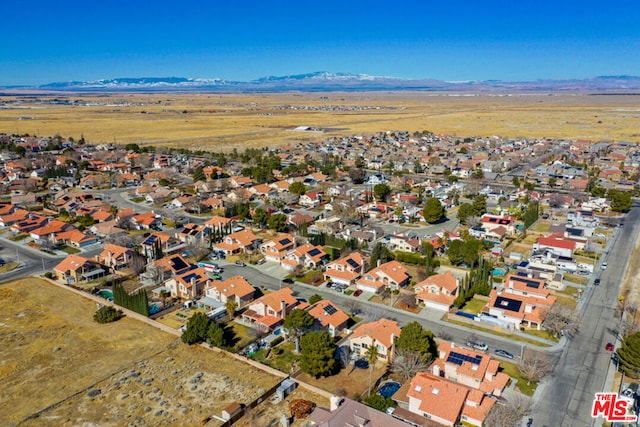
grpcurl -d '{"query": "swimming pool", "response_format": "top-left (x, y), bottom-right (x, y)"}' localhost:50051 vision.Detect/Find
top-left (97, 289), bottom-right (114, 301)
top-left (149, 303), bottom-right (161, 315)
top-left (378, 381), bottom-right (401, 398)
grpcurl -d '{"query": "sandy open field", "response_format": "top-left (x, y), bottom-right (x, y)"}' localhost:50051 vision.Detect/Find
top-left (0, 278), bottom-right (328, 427)
top-left (1, 92), bottom-right (639, 151)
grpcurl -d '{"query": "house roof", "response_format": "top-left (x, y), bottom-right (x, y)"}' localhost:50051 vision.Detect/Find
top-left (100, 243), bottom-right (132, 259)
top-left (415, 271), bottom-right (458, 294)
top-left (306, 300), bottom-right (349, 329)
top-left (351, 318), bottom-right (401, 349)
top-left (227, 229), bottom-right (258, 247)
top-left (536, 236), bottom-right (576, 250)
top-left (407, 372), bottom-right (468, 424)
top-left (206, 275), bottom-right (255, 300)
top-left (252, 287), bottom-right (298, 314)
top-left (54, 254), bottom-right (92, 273)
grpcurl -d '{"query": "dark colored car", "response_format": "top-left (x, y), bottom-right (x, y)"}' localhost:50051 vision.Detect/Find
top-left (282, 278), bottom-right (294, 284)
top-left (494, 349), bottom-right (514, 359)
top-left (353, 289), bottom-right (363, 297)
top-left (594, 278), bottom-right (601, 286)
top-left (235, 261), bottom-right (246, 267)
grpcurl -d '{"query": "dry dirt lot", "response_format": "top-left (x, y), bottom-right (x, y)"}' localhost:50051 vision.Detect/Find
top-left (0, 278), bottom-right (328, 427)
top-left (2, 92), bottom-right (639, 151)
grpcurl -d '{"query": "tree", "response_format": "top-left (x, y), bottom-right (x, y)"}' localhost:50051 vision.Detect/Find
top-left (363, 394), bottom-right (396, 412)
top-left (608, 189), bottom-right (633, 212)
top-left (395, 321), bottom-right (438, 362)
top-left (181, 312), bottom-right (211, 345)
top-left (348, 167), bottom-right (366, 184)
top-left (423, 197), bottom-right (445, 224)
top-left (300, 331), bottom-right (336, 378)
top-left (390, 348), bottom-right (431, 381)
top-left (471, 194), bottom-right (487, 217)
top-left (225, 299), bottom-right (237, 318)
top-left (618, 331), bottom-right (640, 378)
top-left (373, 183), bottom-right (392, 201)
top-left (267, 213), bottom-right (288, 232)
top-left (484, 391), bottom-right (533, 427)
top-left (457, 202), bottom-right (474, 225)
top-left (252, 207), bottom-right (269, 228)
top-left (289, 181), bottom-right (307, 196)
top-left (365, 343), bottom-right (379, 396)
top-left (284, 309), bottom-right (316, 353)
top-left (518, 352), bottom-right (552, 385)
top-left (447, 239), bottom-right (466, 265)
top-left (93, 305), bottom-right (123, 323)
top-left (369, 242), bottom-right (395, 267)
top-left (192, 166), bottom-right (206, 183)
top-left (207, 322), bottom-right (226, 348)
top-left (512, 175), bottom-right (520, 188)
top-left (309, 294), bottom-right (323, 305)
top-left (542, 304), bottom-right (581, 338)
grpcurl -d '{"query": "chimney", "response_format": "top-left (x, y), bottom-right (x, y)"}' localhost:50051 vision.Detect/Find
top-left (191, 277), bottom-right (197, 298)
top-left (432, 364), bottom-right (440, 376)
top-left (280, 300), bottom-right (287, 319)
top-left (330, 395), bottom-right (343, 411)
top-left (377, 259), bottom-right (381, 267)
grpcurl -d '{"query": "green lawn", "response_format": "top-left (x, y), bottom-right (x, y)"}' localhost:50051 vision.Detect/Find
top-left (60, 246), bottom-right (81, 254)
top-left (8, 234), bottom-right (28, 241)
top-left (251, 341), bottom-right (300, 373)
top-left (529, 222), bottom-right (551, 233)
top-left (130, 197), bottom-right (145, 203)
top-left (522, 328), bottom-right (559, 342)
top-left (563, 274), bottom-right (588, 285)
top-left (296, 269), bottom-right (324, 286)
top-left (461, 297), bottom-right (487, 315)
top-left (498, 360), bottom-right (538, 396)
top-left (227, 321), bottom-right (258, 351)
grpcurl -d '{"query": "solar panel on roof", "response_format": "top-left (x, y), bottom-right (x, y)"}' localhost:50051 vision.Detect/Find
top-left (346, 258), bottom-right (359, 268)
top-left (280, 238), bottom-right (291, 245)
top-left (308, 248), bottom-right (321, 257)
top-left (142, 235), bottom-right (158, 245)
top-left (446, 351), bottom-right (483, 366)
top-left (495, 296), bottom-right (522, 313)
top-left (324, 304), bottom-right (337, 315)
top-left (171, 256), bottom-right (189, 271)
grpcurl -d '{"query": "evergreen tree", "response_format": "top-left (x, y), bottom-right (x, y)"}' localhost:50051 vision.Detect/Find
top-left (618, 331), bottom-right (640, 379)
top-left (423, 197), bottom-right (445, 223)
top-left (300, 331), bottom-right (336, 378)
top-left (395, 322), bottom-right (438, 362)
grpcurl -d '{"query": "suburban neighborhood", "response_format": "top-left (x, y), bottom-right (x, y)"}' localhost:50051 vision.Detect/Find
top-left (0, 129), bottom-right (636, 426)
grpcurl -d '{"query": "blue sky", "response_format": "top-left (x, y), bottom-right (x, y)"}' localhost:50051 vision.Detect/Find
top-left (1, 0), bottom-right (639, 85)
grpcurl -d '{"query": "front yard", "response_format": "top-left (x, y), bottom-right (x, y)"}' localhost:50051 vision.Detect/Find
top-left (461, 297), bottom-right (487, 315)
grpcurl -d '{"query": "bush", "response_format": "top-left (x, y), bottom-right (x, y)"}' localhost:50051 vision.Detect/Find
top-left (44, 272), bottom-right (53, 279)
top-left (93, 305), bottom-right (123, 323)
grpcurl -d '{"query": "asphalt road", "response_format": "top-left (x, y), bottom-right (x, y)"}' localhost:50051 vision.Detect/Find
top-left (219, 262), bottom-right (552, 363)
top-left (533, 203), bottom-right (638, 427)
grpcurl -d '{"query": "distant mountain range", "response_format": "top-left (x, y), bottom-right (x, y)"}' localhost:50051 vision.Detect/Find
top-left (9, 72), bottom-right (640, 92)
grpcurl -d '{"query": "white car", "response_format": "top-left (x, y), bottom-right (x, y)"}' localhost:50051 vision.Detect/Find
top-left (602, 262), bottom-right (608, 270)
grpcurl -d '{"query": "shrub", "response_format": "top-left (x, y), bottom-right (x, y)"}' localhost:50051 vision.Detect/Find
top-left (44, 272), bottom-right (53, 279)
top-left (93, 305), bottom-right (123, 323)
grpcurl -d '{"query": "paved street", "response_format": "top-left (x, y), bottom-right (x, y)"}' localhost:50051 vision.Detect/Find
top-left (533, 203), bottom-right (638, 427)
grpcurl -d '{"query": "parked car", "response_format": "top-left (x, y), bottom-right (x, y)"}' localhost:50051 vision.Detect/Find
top-left (283, 278), bottom-right (294, 284)
top-left (235, 261), bottom-right (246, 267)
top-left (353, 289), bottom-right (363, 297)
top-left (605, 342), bottom-right (614, 351)
top-left (494, 349), bottom-right (514, 359)
top-left (256, 258), bottom-right (266, 265)
top-left (601, 262), bottom-right (608, 270)
top-left (594, 278), bottom-right (601, 286)
top-left (467, 341), bottom-right (488, 352)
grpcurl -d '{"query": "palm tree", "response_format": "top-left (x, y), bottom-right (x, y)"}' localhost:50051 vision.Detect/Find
top-left (365, 343), bottom-right (379, 396)
top-left (225, 299), bottom-right (237, 319)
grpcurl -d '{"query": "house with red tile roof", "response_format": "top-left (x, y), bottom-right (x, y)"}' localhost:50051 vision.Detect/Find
top-left (269, 180), bottom-right (290, 193)
top-left (53, 254), bottom-right (106, 283)
top-left (280, 243), bottom-right (328, 271)
top-left (165, 267), bottom-right (211, 299)
top-left (306, 299), bottom-right (349, 337)
top-left (323, 252), bottom-right (368, 286)
top-left (533, 235), bottom-right (576, 258)
top-left (0, 208), bottom-right (30, 227)
top-left (132, 211), bottom-right (161, 230)
top-left (229, 175), bottom-right (254, 188)
top-left (53, 229), bottom-right (98, 248)
top-left (96, 244), bottom-right (135, 271)
top-left (203, 275), bottom-right (255, 308)
top-left (299, 191), bottom-right (322, 208)
top-left (259, 234), bottom-right (296, 263)
top-left (213, 229), bottom-right (259, 255)
top-left (153, 254), bottom-right (193, 278)
top-left (10, 213), bottom-right (48, 234)
top-left (482, 288), bottom-right (556, 330)
top-left (242, 287), bottom-right (303, 332)
top-left (414, 271), bottom-right (459, 311)
top-left (91, 209), bottom-right (114, 223)
top-left (502, 274), bottom-right (550, 299)
top-left (389, 233), bottom-right (422, 253)
top-left (309, 398), bottom-right (409, 427)
top-left (356, 260), bottom-right (410, 293)
top-left (205, 215), bottom-right (234, 231)
top-left (480, 213), bottom-right (516, 236)
top-left (29, 219), bottom-right (71, 243)
top-left (176, 223), bottom-right (206, 245)
top-left (349, 318), bottom-right (401, 363)
top-left (430, 341), bottom-right (509, 397)
top-left (404, 372), bottom-right (495, 427)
